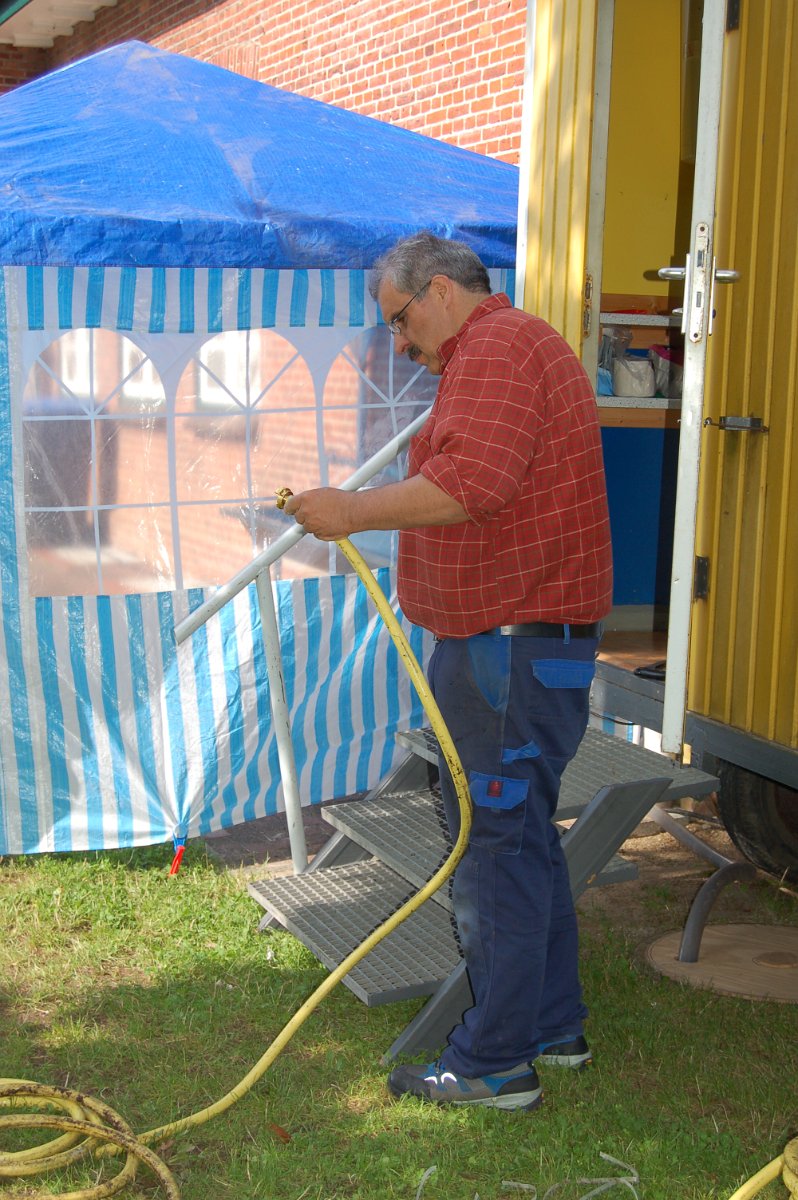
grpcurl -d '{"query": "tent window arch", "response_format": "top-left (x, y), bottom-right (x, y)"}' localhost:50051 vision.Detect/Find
top-left (23, 329), bottom-right (173, 596)
top-left (176, 329), bottom-right (320, 586)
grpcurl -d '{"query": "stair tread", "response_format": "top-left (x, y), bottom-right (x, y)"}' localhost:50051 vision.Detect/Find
top-left (397, 725), bottom-right (718, 817)
top-left (248, 860), bottom-right (461, 1005)
top-left (322, 792), bottom-right (639, 901)
top-left (256, 788), bottom-right (637, 916)
top-left (246, 725), bottom-right (691, 1010)
top-left (248, 849), bottom-right (635, 1006)
top-left (322, 788), bottom-right (451, 902)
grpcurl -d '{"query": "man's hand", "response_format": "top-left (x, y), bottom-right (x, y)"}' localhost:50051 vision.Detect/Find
top-left (283, 488), bottom-right (355, 541)
top-left (282, 476), bottom-right (468, 540)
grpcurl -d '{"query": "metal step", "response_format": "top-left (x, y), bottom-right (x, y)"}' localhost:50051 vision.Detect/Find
top-left (248, 860), bottom-right (461, 1005)
top-left (397, 725), bottom-right (718, 817)
top-left (247, 724), bottom-right (713, 1019)
top-left (320, 788), bottom-right (637, 909)
top-left (322, 788), bottom-right (450, 905)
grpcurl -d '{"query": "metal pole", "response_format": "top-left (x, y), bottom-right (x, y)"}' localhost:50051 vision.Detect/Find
top-left (255, 566), bottom-right (308, 873)
top-left (677, 862), bottom-right (757, 962)
top-left (173, 405), bottom-right (431, 647)
top-left (649, 803), bottom-right (733, 869)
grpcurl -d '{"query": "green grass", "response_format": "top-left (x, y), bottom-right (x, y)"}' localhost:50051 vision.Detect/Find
top-left (0, 842), bottom-right (795, 1199)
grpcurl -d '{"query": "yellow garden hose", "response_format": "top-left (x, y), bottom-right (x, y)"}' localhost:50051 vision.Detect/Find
top-left (0, 529), bottom-right (472, 1199)
top-left (727, 1138), bottom-right (798, 1200)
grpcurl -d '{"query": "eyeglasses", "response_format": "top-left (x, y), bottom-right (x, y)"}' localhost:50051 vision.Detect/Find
top-left (387, 281), bottom-right (432, 335)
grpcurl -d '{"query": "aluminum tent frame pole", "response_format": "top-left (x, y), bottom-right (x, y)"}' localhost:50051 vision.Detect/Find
top-left (255, 565), bottom-right (308, 872)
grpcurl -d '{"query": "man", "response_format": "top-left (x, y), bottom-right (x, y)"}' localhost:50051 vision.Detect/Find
top-left (284, 233), bottom-right (613, 1113)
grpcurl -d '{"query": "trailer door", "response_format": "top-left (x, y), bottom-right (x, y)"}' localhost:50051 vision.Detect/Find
top-left (688, 2), bottom-right (798, 766)
top-left (659, 0), bottom-right (732, 754)
top-left (518, 0), bottom-right (733, 758)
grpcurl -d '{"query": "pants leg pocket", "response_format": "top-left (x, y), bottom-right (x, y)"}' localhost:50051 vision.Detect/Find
top-left (531, 658), bottom-right (596, 689)
top-left (468, 772), bottom-right (528, 854)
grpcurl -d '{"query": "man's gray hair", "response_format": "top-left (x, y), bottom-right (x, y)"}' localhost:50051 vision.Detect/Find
top-left (369, 232), bottom-right (491, 299)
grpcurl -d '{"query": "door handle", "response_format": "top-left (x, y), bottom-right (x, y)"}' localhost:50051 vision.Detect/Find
top-left (659, 265), bottom-right (738, 281)
top-left (658, 251), bottom-right (739, 339)
top-left (708, 262), bottom-right (740, 334)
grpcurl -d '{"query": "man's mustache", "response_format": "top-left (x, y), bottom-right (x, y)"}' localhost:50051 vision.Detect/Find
top-left (407, 344), bottom-right (422, 361)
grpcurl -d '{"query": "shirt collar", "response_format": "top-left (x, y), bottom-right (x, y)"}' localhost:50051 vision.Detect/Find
top-left (437, 292), bottom-right (513, 369)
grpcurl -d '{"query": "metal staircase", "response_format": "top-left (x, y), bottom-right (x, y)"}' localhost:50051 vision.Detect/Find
top-left (248, 725), bottom-right (718, 1060)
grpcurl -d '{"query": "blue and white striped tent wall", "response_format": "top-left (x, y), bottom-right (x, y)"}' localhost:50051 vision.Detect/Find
top-left (0, 263), bottom-right (514, 855)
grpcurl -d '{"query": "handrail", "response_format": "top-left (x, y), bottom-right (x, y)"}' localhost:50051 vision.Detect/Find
top-left (172, 404), bottom-right (431, 872)
top-left (173, 405), bottom-right (431, 646)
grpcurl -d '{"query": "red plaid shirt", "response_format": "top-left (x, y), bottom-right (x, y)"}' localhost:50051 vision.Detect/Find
top-left (398, 294), bottom-right (613, 638)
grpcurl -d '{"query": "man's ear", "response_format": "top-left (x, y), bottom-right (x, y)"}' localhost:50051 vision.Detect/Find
top-left (429, 274), bottom-right (455, 307)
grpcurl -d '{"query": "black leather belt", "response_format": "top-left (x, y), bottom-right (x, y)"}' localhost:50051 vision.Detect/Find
top-left (486, 621), bottom-right (602, 638)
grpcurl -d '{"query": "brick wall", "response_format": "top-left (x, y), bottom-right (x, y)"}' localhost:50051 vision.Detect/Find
top-left (0, 43), bottom-right (46, 91)
top-left (4, 0), bottom-right (527, 164)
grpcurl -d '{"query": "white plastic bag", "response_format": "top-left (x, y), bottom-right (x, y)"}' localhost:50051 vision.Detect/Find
top-left (612, 354), bottom-right (655, 398)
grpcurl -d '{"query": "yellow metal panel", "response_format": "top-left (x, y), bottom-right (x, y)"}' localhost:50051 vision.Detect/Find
top-left (522, 0), bottom-right (597, 349)
top-left (690, 0), bottom-right (798, 749)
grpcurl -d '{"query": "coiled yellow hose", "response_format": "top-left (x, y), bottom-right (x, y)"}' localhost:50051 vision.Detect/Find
top-left (0, 533), bottom-right (472, 1199)
top-left (727, 1137), bottom-right (798, 1200)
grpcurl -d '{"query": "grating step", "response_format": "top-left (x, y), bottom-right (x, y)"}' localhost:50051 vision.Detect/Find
top-left (397, 725), bottom-right (718, 818)
top-left (248, 860), bottom-right (461, 1006)
top-left (320, 790), bottom-right (638, 906)
top-left (322, 788), bottom-right (451, 906)
top-left (246, 724), bottom-right (694, 1015)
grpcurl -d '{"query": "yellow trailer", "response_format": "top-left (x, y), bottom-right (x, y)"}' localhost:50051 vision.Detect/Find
top-left (518, 0), bottom-right (798, 880)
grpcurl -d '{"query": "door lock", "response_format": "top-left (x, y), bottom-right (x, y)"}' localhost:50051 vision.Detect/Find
top-left (703, 415), bottom-right (768, 432)
top-left (658, 244), bottom-right (739, 340)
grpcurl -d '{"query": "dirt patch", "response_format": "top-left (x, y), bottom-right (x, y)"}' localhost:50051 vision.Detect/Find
top-left (203, 794), bottom-right (363, 880)
top-left (575, 814), bottom-right (796, 967)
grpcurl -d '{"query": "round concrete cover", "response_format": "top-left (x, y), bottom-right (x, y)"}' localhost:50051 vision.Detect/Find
top-left (646, 923), bottom-right (798, 1003)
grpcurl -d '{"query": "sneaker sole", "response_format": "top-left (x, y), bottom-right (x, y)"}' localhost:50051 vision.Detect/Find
top-left (389, 1082), bottom-right (544, 1111)
top-left (537, 1052), bottom-right (593, 1070)
top-left (451, 1091), bottom-right (544, 1112)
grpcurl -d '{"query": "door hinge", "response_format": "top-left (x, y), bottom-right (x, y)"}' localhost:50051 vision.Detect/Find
top-left (583, 273), bottom-right (593, 338)
top-left (694, 556), bottom-right (710, 600)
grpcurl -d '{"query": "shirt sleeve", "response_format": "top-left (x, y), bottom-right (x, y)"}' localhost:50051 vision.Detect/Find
top-left (419, 337), bottom-right (545, 523)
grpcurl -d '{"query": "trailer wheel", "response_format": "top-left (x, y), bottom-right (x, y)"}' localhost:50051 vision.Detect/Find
top-left (716, 761), bottom-right (798, 883)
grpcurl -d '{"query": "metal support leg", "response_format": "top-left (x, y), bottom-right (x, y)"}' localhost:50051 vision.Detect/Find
top-left (380, 960), bottom-right (472, 1065)
top-left (650, 803), bottom-right (732, 869)
top-left (677, 861), bottom-right (758, 962)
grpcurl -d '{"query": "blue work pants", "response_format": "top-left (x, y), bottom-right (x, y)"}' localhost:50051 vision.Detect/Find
top-left (428, 631), bottom-right (598, 1077)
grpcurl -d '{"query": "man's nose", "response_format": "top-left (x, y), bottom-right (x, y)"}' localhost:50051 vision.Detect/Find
top-left (391, 329), bottom-right (411, 355)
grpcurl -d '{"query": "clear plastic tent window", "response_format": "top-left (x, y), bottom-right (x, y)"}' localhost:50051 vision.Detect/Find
top-left (22, 319), bottom-right (436, 597)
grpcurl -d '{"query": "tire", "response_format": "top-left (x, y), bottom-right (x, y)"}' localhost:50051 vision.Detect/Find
top-left (716, 760), bottom-right (798, 883)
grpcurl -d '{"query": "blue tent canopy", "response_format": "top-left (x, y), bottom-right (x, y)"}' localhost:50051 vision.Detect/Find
top-left (0, 40), bottom-right (519, 269)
